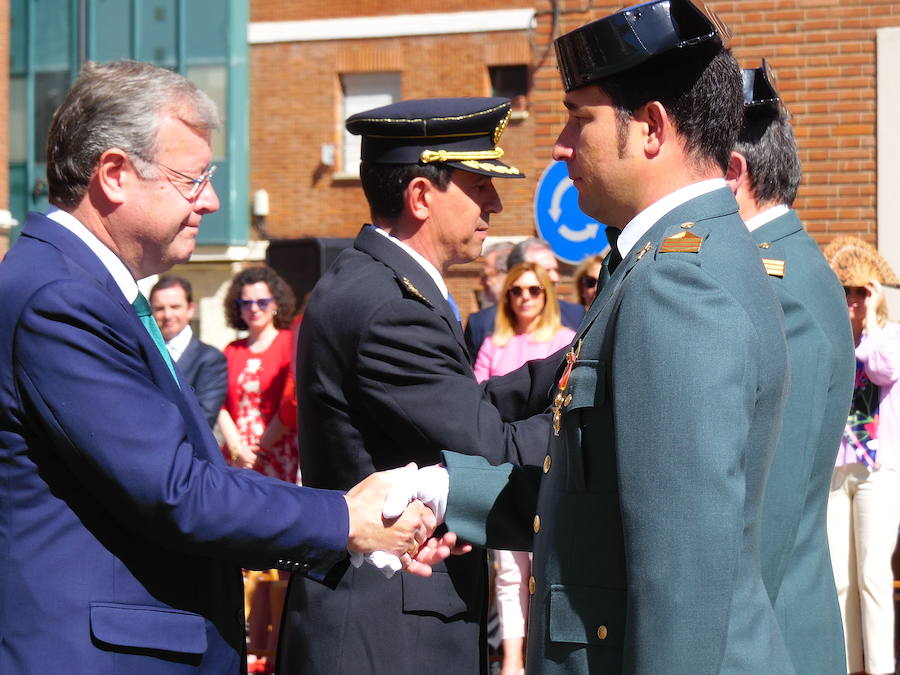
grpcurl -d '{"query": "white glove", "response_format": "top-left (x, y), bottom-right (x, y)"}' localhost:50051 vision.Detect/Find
top-left (348, 464), bottom-right (450, 580)
top-left (381, 464), bottom-right (449, 524)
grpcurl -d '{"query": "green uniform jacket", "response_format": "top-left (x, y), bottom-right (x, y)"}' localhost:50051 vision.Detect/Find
top-left (444, 187), bottom-right (796, 674)
top-left (754, 210), bottom-right (854, 675)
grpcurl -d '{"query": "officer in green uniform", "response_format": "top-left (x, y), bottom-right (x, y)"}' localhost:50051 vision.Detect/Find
top-left (727, 61), bottom-right (854, 675)
top-left (391, 1), bottom-right (797, 672)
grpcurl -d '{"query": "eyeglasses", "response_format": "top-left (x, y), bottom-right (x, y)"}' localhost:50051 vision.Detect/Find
top-left (236, 297), bottom-right (274, 311)
top-left (580, 275), bottom-right (599, 289)
top-left (155, 161), bottom-right (217, 201)
top-left (508, 285), bottom-right (544, 299)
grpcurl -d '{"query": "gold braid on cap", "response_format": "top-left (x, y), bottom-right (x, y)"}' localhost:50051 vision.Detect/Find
top-left (420, 147), bottom-right (505, 164)
top-left (493, 109), bottom-right (511, 145)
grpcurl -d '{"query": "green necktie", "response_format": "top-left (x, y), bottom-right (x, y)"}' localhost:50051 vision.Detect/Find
top-left (132, 292), bottom-right (180, 387)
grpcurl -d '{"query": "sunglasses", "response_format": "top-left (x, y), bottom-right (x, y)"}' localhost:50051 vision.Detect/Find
top-left (236, 297), bottom-right (274, 311)
top-left (580, 275), bottom-right (599, 289)
top-left (509, 285), bottom-right (544, 299)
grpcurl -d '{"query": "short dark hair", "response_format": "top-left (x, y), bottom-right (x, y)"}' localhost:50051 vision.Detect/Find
top-left (359, 162), bottom-right (455, 221)
top-left (599, 44), bottom-right (742, 174)
top-left (734, 107), bottom-right (801, 207)
top-left (150, 275), bottom-right (193, 303)
top-left (224, 266), bottom-right (295, 331)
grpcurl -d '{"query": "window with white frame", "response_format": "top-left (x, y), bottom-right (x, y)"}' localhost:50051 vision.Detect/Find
top-left (340, 72), bottom-right (402, 176)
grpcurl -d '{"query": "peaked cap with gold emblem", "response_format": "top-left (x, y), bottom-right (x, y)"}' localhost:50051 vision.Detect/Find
top-left (345, 97), bottom-right (524, 179)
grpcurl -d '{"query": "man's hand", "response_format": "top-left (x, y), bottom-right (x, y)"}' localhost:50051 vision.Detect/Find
top-left (344, 464), bottom-right (436, 558)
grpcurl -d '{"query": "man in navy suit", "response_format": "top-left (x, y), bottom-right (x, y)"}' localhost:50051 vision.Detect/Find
top-left (150, 275), bottom-right (227, 428)
top-left (0, 60), bottom-right (436, 674)
top-left (464, 238), bottom-right (584, 362)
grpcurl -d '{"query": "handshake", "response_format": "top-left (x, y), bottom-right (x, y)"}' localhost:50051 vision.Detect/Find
top-left (344, 463), bottom-right (466, 578)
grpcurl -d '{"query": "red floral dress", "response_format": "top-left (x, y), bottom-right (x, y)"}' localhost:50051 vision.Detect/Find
top-left (222, 330), bottom-right (300, 484)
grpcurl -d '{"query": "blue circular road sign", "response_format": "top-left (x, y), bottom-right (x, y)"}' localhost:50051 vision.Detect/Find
top-left (533, 160), bottom-right (608, 264)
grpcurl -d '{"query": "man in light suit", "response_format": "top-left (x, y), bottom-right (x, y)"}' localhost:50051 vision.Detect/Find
top-left (0, 60), bottom-right (436, 674)
top-left (727, 61), bottom-right (854, 674)
top-left (464, 238), bottom-right (584, 362)
top-left (392, 2), bottom-right (797, 672)
top-left (150, 275), bottom-right (227, 428)
top-left (277, 98), bottom-right (554, 675)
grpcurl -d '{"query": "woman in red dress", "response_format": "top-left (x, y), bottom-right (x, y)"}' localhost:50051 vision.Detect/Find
top-left (219, 266), bottom-right (299, 484)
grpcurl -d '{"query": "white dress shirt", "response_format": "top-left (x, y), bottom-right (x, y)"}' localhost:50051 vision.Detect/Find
top-left (371, 225), bottom-right (449, 300)
top-left (744, 204), bottom-right (790, 232)
top-left (166, 325), bottom-right (193, 362)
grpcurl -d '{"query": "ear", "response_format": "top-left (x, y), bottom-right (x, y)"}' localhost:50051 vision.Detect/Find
top-left (186, 301), bottom-right (197, 321)
top-left (405, 176), bottom-right (433, 222)
top-left (95, 148), bottom-right (132, 206)
top-left (725, 151), bottom-right (748, 195)
top-left (639, 101), bottom-right (669, 158)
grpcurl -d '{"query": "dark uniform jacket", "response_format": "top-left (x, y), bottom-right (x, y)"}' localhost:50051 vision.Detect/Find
top-left (278, 225), bottom-right (552, 675)
top-left (754, 209), bottom-right (854, 675)
top-left (443, 187), bottom-right (798, 674)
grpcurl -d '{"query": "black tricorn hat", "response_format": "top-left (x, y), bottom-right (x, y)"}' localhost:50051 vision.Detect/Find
top-left (345, 97), bottom-right (524, 179)
top-left (743, 58), bottom-right (781, 109)
top-left (554, 0), bottom-right (731, 92)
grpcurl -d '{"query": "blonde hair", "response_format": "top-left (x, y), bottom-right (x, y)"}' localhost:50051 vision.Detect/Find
top-left (823, 235), bottom-right (895, 328)
top-left (573, 253), bottom-right (605, 307)
top-left (492, 263), bottom-right (562, 347)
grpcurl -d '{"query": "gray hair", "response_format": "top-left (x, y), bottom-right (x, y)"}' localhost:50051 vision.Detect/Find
top-left (46, 60), bottom-right (221, 208)
top-left (483, 240), bottom-right (514, 273)
top-left (734, 107), bottom-right (801, 207)
top-left (507, 237), bottom-right (553, 269)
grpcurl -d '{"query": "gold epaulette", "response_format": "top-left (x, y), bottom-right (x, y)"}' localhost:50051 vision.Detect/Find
top-left (761, 258), bottom-right (785, 278)
top-left (400, 277), bottom-right (433, 307)
top-left (659, 230), bottom-right (703, 254)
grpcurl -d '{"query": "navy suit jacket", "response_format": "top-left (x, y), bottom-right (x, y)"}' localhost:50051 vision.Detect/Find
top-left (176, 337), bottom-right (228, 428)
top-left (0, 213), bottom-right (349, 674)
top-left (465, 299), bottom-right (584, 364)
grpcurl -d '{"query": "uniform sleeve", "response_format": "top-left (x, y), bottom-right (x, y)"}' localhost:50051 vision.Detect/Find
top-left (612, 260), bottom-right (765, 672)
top-left (442, 451), bottom-right (540, 551)
top-left (14, 279), bottom-right (348, 578)
top-left (355, 297), bottom-right (550, 467)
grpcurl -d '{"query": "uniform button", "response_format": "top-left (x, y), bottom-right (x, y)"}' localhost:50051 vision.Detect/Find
top-left (680, 221), bottom-right (694, 229)
top-left (528, 575), bottom-right (535, 595)
top-left (533, 515), bottom-right (541, 533)
top-left (543, 454), bottom-right (551, 473)
top-left (759, 242), bottom-right (771, 249)
top-left (597, 625), bottom-right (608, 640)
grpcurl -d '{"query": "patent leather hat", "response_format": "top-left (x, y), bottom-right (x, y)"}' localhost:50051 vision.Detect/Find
top-left (554, 0), bottom-right (731, 92)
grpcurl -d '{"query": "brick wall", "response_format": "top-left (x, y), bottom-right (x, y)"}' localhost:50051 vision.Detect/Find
top-left (249, 0), bottom-right (900, 315)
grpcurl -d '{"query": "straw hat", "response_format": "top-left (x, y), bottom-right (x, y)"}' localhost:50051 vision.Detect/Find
top-left (822, 236), bottom-right (898, 288)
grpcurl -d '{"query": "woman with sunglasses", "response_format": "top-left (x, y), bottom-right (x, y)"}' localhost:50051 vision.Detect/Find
top-left (219, 266), bottom-right (299, 485)
top-left (473, 262), bottom-right (575, 675)
top-left (573, 252), bottom-right (605, 309)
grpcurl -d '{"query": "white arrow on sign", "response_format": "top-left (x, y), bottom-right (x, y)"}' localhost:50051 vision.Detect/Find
top-left (559, 222), bottom-right (600, 242)
top-left (548, 176), bottom-right (572, 222)
top-left (547, 176), bottom-right (600, 242)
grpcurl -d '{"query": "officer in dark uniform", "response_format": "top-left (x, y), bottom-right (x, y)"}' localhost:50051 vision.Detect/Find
top-left (276, 98), bottom-right (553, 675)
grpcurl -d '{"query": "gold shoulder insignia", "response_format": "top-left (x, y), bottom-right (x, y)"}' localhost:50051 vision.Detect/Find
top-left (761, 258), bottom-right (785, 278)
top-left (401, 277), bottom-right (433, 306)
top-left (659, 231), bottom-right (703, 253)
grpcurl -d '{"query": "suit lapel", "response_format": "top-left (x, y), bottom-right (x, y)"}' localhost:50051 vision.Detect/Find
top-left (22, 212), bottom-right (186, 403)
top-left (355, 225), bottom-right (469, 355)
